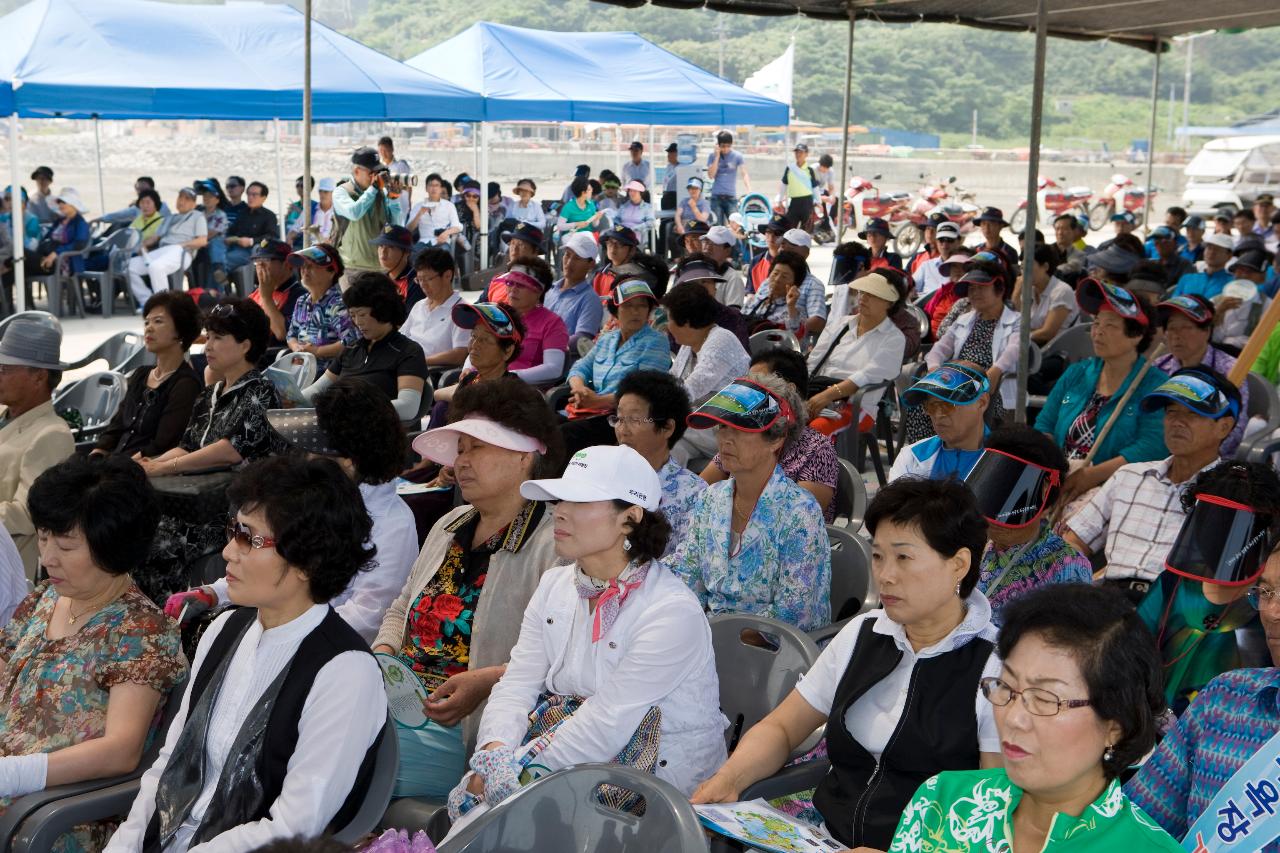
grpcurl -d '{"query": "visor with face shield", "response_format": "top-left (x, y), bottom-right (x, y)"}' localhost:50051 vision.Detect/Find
top-left (964, 448), bottom-right (1061, 529)
top-left (1165, 493), bottom-right (1276, 587)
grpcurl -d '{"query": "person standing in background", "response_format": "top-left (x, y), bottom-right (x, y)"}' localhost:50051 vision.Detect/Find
top-left (706, 131), bottom-right (750, 225)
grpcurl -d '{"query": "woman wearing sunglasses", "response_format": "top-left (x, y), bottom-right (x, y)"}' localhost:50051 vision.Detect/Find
top-left (106, 456), bottom-right (386, 853)
top-left (135, 297), bottom-right (286, 605)
top-left (886, 584), bottom-right (1180, 852)
top-left (965, 427), bottom-right (1093, 627)
top-left (285, 243), bottom-right (358, 374)
top-left (1034, 279), bottom-right (1169, 506)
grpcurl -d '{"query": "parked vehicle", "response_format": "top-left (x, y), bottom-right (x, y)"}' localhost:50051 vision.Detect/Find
top-left (1088, 172), bottom-right (1154, 230)
top-left (1009, 176), bottom-right (1092, 233)
top-left (1182, 135), bottom-right (1280, 216)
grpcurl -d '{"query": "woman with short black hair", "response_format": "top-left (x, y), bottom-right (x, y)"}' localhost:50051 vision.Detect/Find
top-left (107, 456), bottom-right (387, 853)
top-left (887, 584), bottom-right (1179, 852)
top-left (302, 270), bottom-right (428, 420)
top-left (93, 290), bottom-right (203, 458)
top-left (694, 475), bottom-right (1002, 851)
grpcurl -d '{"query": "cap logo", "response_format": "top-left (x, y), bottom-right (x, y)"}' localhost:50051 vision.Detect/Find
top-left (628, 489), bottom-right (648, 502)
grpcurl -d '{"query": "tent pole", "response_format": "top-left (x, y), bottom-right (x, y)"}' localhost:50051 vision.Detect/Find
top-left (473, 123), bottom-right (480, 177)
top-left (616, 124), bottom-right (624, 178)
top-left (274, 118), bottom-right (285, 240)
top-left (834, 7), bottom-right (855, 242)
top-left (1016, 0), bottom-right (1049, 425)
top-left (1141, 41), bottom-right (1162, 235)
top-left (301, 0), bottom-right (312, 246)
top-left (9, 114), bottom-right (24, 312)
top-left (479, 121), bottom-right (489, 269)
top-left (93, 117), bottom-right (106, 215)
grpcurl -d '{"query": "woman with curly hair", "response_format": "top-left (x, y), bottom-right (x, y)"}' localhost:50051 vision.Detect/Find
top-left (164, 377), bottom-right (418, 644)
top-left (373, 377), bottom-right (564, 799)
top-left (106, 456), bottom-right (387, 853)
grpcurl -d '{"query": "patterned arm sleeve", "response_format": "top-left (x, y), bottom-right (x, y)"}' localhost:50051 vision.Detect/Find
top-left (1124, 696), bottom-right (1198, 840)
top-left (771, 494), bottom-right (831, 631)
top-left (98, 606), bottom-right (188, 693)
top-left (224, 383), bottom-right (284, 460)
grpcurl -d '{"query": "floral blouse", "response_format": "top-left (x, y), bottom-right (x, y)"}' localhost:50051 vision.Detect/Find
top-left (977, 526), bottom-right (1093, 627)
top-left (178, 369), bottom-right (285, 462)
top-left (670, 465), bottom-right (831, 631)
top-left (0, 583), bottom-right (186, 852)
top-left (659, 458), bottom-right (707, 558)
top-left (889, 769), bottom-right (1182, 852)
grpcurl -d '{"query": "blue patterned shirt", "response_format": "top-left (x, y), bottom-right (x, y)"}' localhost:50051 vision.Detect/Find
top-left (743, 273), bottom-right (828, 333)
top-left (287, 284), bottom-right (358, 372)
top-left (659, 458), bottom-right (707, 558)
top-left (1127, 667), bottom-right (1280, 853)
top-left (670, 465), bottom-right (831, 631)
top-left (567, 324), bottom-right (672, 396)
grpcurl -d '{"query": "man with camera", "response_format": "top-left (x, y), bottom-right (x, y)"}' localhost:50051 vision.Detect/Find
top-left (333, 146), bottom-right (401, 286)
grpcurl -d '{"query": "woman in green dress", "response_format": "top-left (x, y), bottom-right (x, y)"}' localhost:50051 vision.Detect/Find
top-left (886, 584), bottom-right (1182, 853)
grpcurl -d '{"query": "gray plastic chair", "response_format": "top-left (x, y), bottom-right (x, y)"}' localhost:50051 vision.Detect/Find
top-left (332, 716), bottom-right (400, 844)
top-left (708, 613), bottom-right (822, 757)
top-left (748, 328), bottom-right (800, 357)
top-left (1238, 371), bottom-right (1280, 461)
top-left (831, 457), bottom-right (867, 532)
top-left (66, 331), bottom-right (144, 371)
top-left (231, 263), bottom-right (256, 298)
top-left (812, 527), bottom-right (876, 646)
top-left (437, 764), bottom-right (709, 853)
top-left (51, 372), bottom-right (126, 440)
top-left (78, 227), bottom-right (141, 318)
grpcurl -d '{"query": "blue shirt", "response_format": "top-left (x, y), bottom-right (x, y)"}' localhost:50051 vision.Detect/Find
top-left (706, 149), bottom-right (745, 196)
top-left (658, 458), bottom-right (707, 558)
top-left (544, 277), bottom-right (604, 339)
top-left (567, 323), bottom-right (672, 396)
top-left (1173, 268), bottom-right (1234, 300)
top-left (889, 429), bottom-right (988, 482)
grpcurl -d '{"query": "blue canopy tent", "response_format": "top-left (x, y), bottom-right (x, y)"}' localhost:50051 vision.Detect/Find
top-left (407, 22), bottom-right (788, 267)
top-left (0, 0), bottom-right (484, 309)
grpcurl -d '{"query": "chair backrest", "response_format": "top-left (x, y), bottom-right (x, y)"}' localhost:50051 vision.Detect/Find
top-left (53, 372), bottom-right (126, 429)
top-left (71, 331), bottom-right (144, 372)
top-left (904, 302), bottom-right (930, 340)
top-left (827, 526), bottom-right (874, 623)
top-left (332, 716), bottom-right (400, 844)
top-left (708, 613), bottom-right (820, 754)
top-left (107, 229), bottom-right (143, 275)
top-left (271, 349), bottom-right (317, 388)
top-left (436, 764), bottom-right (709, 853)
top-left (1042, 321), bottom-right (1094, 365)
top-left (831, 457), bottom-right (866, 532)
top-left (1246, 371), bottom-right (1279, 427)
top-left (748, 329), bottom-right (800, 357)
top-left (0, 310), bottom-right (61, 339)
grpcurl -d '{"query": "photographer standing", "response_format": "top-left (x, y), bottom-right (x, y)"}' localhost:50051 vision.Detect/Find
top-left (333, 146), bottom-right (400, 286)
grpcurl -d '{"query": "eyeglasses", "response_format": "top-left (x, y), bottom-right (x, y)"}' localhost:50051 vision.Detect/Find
top-left (980, 677), bottom-right (1091, 717)
top-left (937, 237), bottom-right (960, 244)
top-left (608, 415), bottom-right (657, 428)
top-left (1248, 584), bottom-right (1280, 610)
top-left (225, 519), bottom-right (277, 551)
top-left (208, 303), bottom-right (238, 319)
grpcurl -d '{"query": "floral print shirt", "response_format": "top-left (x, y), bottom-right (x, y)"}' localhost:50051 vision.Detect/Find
top-left (977, 525), bottom-right (1093, 627)
top-left (889, 769), bottom-right (1182, 852)
top-left (178, 369), bottom-right (286, 462)
top-left (670, 465), bottom-right (831, 631)
top-left (400, 510), bottom-right (511, 691)
top-left (286, 284), bottom-right (359, 372)
top-left (0, 583), bottom-right (186, 852)
top-left (659, 457), bottom-right (707, 558)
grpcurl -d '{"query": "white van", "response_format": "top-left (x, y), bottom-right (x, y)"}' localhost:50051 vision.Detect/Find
top-left (1182, 135), bottom-right (1280, 215)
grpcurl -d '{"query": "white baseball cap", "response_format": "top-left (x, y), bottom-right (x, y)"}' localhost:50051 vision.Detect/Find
top-left (1203, 233), bottom-right (1234, 251)
top-left (562, 231), bottom-right (598, 261)
top-left (705, 225), bottom-right (736, 247)
top-left (782, 228), bottom-right (812, 248)
top-left (317, 177), bottom-right (336, 192)
top-left (520, 445), bottom-right (661, 511)
top-left (935, 221), bottom-right (962, 240)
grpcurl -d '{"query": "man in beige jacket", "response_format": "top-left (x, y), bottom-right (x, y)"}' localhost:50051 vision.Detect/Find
top-left (0, 319), bottom-right (74, 578)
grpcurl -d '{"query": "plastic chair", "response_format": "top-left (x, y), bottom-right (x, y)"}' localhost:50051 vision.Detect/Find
top-left (834, 379), bottom-right (896, 486)
top-left (831, 457), bottom-right (867, 532)
top-left (436, 764), bottom-right (709, 853)
top-left (748, 328), bottom-right (800, 357)
top-left (77, 228), bottom-right (141, 318)
top-left (812, 527), bottom-right (876, 646)
top-left (66, 331), bottom-right (144, 371)
top-left (904, 302), bottom-right (930, 342)
top-left (1239, 371), bottom-right (1280, 461)
top-left (271, 349), bottom-right (318, 389)
top-left (708, 613), bottom-right (822, 758)
top-left (0, 675), bottom-right (188, 852)
top-left (30, 244), bottom-right (94, 319)
top-left (51, 372), bottom-right (126, 441)
top-left (331, 717), bottom-right (400, 844)
top-left (230, 263), bottom-right (256, 299)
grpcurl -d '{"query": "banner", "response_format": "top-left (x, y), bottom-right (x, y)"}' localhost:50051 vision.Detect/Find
top-left (744, 41), bottom-right (794, 107)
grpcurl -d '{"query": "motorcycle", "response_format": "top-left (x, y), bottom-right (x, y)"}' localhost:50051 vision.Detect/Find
top-left (1009, 176), bottom-right (1093, 234)
top-left (842, 174), bottom-right (913, 227)
top-left (1087, 172), bottom-right (1153, 230)
top-left (891, 176), bottom-right (978, 256)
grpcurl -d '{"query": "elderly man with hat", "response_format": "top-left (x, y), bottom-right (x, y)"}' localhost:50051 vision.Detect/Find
top-left (1252, 193), bottom-right (1277, 237)
top-left (27, 166), bottom-right (55, 225)
top-left (545, 232), bottom-right (605, 351)
top-left (778, 142), bottom-right (820, 234)
top-left (1149, 225), bottom-right (1196, 286)
top-left (1065, 366), bottom-right (1239, 606)
top-left (1173, 232), bottom-right (1236, 299)
top-left (747, 212), bottom-right (789, 294)
top-left (698, 225), bottom-right (745, 307)
top-left (622, 141), bottom-right (652, 191)
top-left (333, 146), bottom-right (400, 284)
top-left (1181, 213), bottom-right (1206, 264)
top-left (247, 237), bottom-right (306, 347)
top-left (1213, 246), bottom-right (1273, 353)
top-left (888, 361), bottom-right (990, 482)
top-left (369, 224), bottom-right (425, 310)
top-left (0, 319), bottom-right (74, 577)
top-left (973, 207), bottom-right (1019, 271)
top-left (125, 186), bottom-right (209, 308)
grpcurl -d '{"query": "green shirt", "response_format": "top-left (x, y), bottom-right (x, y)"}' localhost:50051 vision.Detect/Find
top-left (888, 769), bottom-right (1182, 852)
top-left (1255, 325), bottom-right (1280, 384)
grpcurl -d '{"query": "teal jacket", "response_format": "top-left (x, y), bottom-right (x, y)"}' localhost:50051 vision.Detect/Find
top-left (1035, 356), bottom-right (1169, 465)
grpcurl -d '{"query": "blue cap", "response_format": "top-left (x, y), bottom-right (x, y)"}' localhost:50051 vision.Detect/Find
top-left (1111, 210), bottom-right (1137, 225)
top-left (1139, 369), bottom-right (1240, 420)
top-left (902, 363), bottom-right (991, 407)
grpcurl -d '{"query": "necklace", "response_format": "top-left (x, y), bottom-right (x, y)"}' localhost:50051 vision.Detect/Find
top-left (151, 364), bottom-right (177, 384)
top-left (66, 577), bottom-right (128, 626)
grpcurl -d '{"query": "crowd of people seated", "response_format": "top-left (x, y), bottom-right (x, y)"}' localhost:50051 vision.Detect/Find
top-left (4, 143), bottom-right (1280, 853)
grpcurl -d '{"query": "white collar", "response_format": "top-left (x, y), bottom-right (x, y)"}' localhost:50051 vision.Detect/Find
top-left (870, 590), bottom-right (995, 657)
top-left (256, 602), bottom-right (328, 648)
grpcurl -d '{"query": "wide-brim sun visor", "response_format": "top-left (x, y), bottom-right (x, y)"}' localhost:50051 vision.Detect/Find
top-left (1164, 493), bottom-right (1275, 587)
top-left (901, 362), bottom-right (990, 408)
top-left (687, 378), bottom-right (793, 432)
top-left (964, 448), bottom-right (1060, 529)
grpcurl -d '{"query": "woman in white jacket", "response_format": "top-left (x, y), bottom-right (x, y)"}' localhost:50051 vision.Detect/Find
top-left (445, 444), bottom-right (726, 829)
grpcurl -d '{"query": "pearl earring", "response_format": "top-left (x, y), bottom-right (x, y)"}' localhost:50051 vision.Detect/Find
top-left (1103, 745), bottom-right (1115, 763)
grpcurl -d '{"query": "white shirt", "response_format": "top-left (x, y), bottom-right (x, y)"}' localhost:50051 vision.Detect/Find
top-left (913, 256), bottom-right (951, 297)
top-left (208, 482), bottom-right (416, 643)
top-left (508, 200), bottom-right (546, 230)
top-left (1215, 290), bottom-right (1269, 351)
top-left (401, 292), bottom-right (470, 358)
top-left (475, 562), bottom-right (728, 796)
top-left (796, 593), bottom-right (1001, 762)
top-left (671, 325), bottom-right (751, 407)
top-left (408, 199), bottom-right (462, 244)
top-left (1028, 276), bottom-right (1079, 331)
top-left (0, 520), bottom-right (27, 627)
top-left (106, 604), bottom-right (386, 853)
top-left (806, 315), bottom-right (906, 418)
top-left (717, 268), bottom-right (746, 309)
top-left (312, 206), bottom-right (336, 243)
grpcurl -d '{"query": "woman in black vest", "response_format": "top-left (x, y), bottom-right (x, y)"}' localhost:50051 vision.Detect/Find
top-left (692, 477), bottom-right (1002, 851)
top-left (105, 456), bottom-right (387, 853)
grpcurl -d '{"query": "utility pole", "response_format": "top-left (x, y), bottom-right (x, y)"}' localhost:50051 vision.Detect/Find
top-left (715, 14), bottom-right (726, 78)
top-left (1181, 37), bottom-right (1193, 151)
top-left (971, 109), bottom-right (978, 147)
